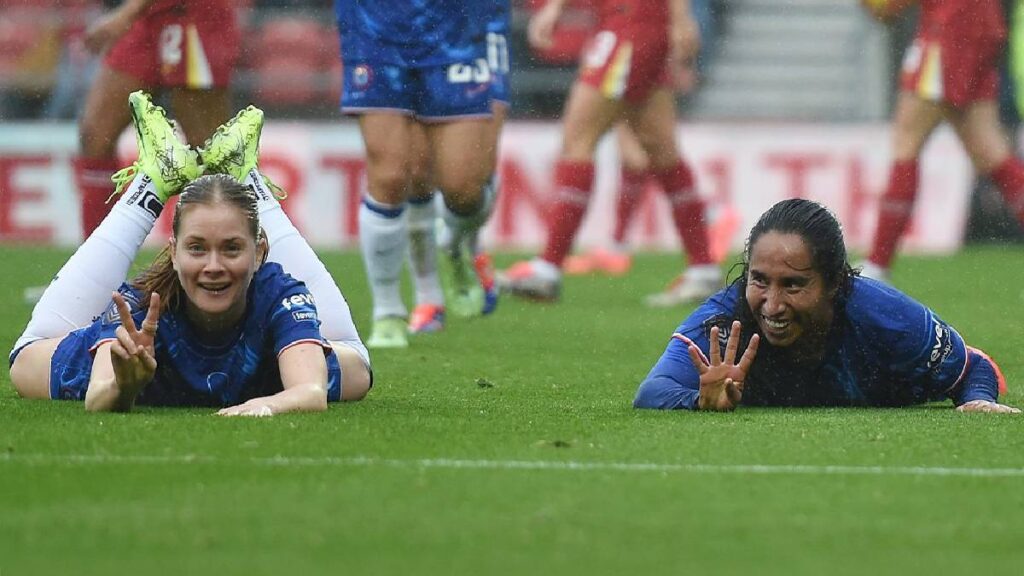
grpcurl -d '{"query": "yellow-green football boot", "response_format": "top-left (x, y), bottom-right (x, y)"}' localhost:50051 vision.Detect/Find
top-left (198, 105), bottom-right (265, 182)
top-left (366, 316), bottom-right (410, 349)
top-left (110, 90), bottom-right (201, 202)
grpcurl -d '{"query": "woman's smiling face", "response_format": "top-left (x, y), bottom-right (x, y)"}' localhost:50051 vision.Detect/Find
top-left (745, 231), bottom-right (835, 348)
top-left (171, 201), bottom-right (263, 330)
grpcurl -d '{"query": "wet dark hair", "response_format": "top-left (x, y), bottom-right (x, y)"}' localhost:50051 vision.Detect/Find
top-left (724, 199), bottom-right (860, 405)
top-left (739, 198), bottom-right (856, 297)
top-left (130, 174), bottom-right (263, 312)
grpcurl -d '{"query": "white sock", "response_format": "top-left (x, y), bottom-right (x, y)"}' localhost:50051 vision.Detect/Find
top-left (441, 175), bottom-right (497, 251)
top-left (359, 196), bottom-right (408, 320)
top-left (470, 172), bottom-right (499, 254)
top-left (13, 172), bottom-right (160, 353)
top-left (407, 194), bottom-right (444, 307)
top-left (246, 169), bottom-right (367, 364)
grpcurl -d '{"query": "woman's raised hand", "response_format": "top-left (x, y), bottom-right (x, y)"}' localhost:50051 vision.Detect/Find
top-left (109, 291), bottom-right (161, 398)
top-left (688, 320), bottom-right (760, 411)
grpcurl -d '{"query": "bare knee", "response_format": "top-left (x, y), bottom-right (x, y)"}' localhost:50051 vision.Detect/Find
top-left (435, 172), bottom-right (490, 214)
top-left (366, 163), bottom-right (410, 205)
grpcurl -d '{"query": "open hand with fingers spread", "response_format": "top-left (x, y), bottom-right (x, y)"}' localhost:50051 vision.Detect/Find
top-left (109, 291), bottom-right (161, 401)
top-left (687, 320), bottom-right (760, 411)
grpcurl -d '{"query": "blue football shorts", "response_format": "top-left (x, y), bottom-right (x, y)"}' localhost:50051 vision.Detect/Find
top-left (341, 58), bottom-right (495, 120)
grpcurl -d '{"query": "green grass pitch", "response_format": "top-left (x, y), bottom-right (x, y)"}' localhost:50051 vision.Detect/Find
top-left (1, 245), bottom-right (1023, 575)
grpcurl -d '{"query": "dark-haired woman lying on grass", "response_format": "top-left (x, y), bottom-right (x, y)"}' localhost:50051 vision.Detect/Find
top-left (634, 198), bottom-right (1016, 413)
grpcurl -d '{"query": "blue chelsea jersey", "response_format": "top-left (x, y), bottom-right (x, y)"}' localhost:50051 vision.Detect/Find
top-left (635, 277), bottom-right (973, 410)
top-left (335, 0), bottom-right (489, 66)
top-left (51, 263), bottom-right (341, 406)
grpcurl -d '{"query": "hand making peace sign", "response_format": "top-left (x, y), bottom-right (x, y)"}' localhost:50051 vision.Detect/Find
top-left (687, 320), bottom-right (760, 411)
top-left (109, 291), bottom-right (161, 399)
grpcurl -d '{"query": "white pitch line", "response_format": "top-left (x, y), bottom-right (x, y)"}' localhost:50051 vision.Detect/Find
top-left (1, 452), bottom-right (1024, 478)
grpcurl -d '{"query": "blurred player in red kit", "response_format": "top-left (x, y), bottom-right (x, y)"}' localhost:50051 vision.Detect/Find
top-left (499, 0), bottom-right (723, 306)
top-left (861, 0), bottom-right (1024, 282)
top-left (76, 0), bottom-right (239, 238)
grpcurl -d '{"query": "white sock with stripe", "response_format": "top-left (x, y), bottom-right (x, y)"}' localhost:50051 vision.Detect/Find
top-left (359, 195), bottom-right (408, 320)
top-left (407, 194), bottom-right (444, 307)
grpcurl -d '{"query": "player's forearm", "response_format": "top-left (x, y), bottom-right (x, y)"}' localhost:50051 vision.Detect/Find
top-left (84, 377), bottom-right (137, 412)
top-left (84, 345), bottom-right (140, 412)
top-left (634, 375), bottom-right (700, 410)
top-left (255, 383), bottom-right (329, 414)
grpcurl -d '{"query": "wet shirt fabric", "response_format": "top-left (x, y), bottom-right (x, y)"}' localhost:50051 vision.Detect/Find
top-left (49, 263), bottom-right (342, 406)
top-left (634, 277), bottom-right (999, 410)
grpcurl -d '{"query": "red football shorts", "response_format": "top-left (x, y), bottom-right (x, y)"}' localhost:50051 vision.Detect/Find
top-left (899, 32), bottom-right (1002, 107)
top-left (577, 27), bottom-right (671, 104)
top-left (104, 3), bottom-right (238, 89)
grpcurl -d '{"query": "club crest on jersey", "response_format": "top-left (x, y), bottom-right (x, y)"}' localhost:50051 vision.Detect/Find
top-left (701, 314), bottom-right (733, 350)
top-left (352, 65), bottom-right (372, 89)
top-left (101, 289), bottom-right (142, 326)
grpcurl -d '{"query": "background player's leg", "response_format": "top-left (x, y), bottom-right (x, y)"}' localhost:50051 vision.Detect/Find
top-left (565, 122), bottom-right (646, 277)
top-left (865, 93), bottom-right (944, 278)
top-left (611, 123), bottom-right (650, 253)
top-left (169, 87), bottom-right (233, 146)
top-left (429, 117), bottom-right (496, 317)
top-left (625, 89), bottom-right (720, 306)
top-left (405, 123), bottom-right (446, 333)
top-left (406, 194), bottom-right (446, 332)
top-left (946, 101), bottom-right (1024, 227)
top-left (497, 85), bottom-right (618, 301)
top-left (358, 113), bottom-right (415, 347)
top-left (540, 83), bottom-right (622, 269)
top-left (498, 83), bottom-right (621, 301)
top-left (76, 66), bottom-right (141, 237)
top-left (471, 101), bottom-right (507, 315)
top-left (430, 118), bottom-right (495, 244)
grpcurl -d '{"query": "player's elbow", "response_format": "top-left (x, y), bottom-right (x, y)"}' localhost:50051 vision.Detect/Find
top-left (633, 378), bottom-right (675, 410)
